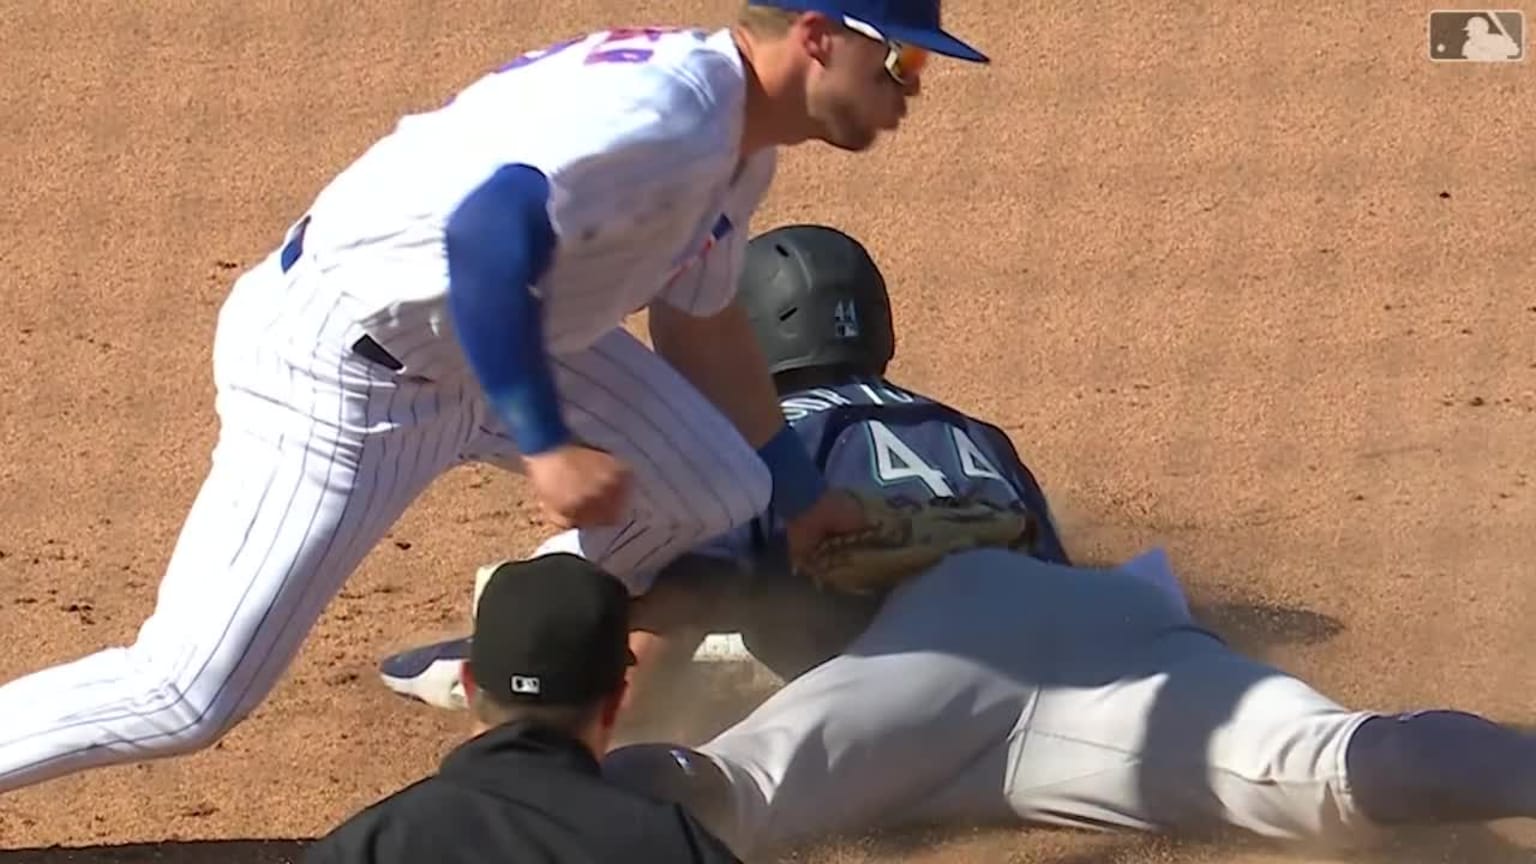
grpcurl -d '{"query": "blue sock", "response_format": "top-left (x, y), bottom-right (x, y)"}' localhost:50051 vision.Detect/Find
top-left (1345, 710), bottom-right (1536, 824)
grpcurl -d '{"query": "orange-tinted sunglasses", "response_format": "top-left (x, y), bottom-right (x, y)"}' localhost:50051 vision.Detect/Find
top-left (842, 16), bottom-right (930, 86)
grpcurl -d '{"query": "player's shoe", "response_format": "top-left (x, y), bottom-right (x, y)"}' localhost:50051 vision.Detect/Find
top-left (379, 632), bottom-right (762, 711)
top-left (378, 558), bottom-right (505, 711)
top-left (379, 637), bottom-right (471, 711)
top-left (381, 559), bottom-right (769, 710)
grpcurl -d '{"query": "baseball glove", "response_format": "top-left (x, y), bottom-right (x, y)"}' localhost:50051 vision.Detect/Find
top-left (801, 491), bottom-right (1038, 596)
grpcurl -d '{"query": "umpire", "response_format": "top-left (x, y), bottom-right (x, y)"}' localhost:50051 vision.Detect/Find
top-left (302, 553), bottom-right (742, 863)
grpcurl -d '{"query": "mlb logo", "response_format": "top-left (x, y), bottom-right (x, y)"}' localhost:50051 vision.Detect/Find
top-left (1427, 10), bottom-right (1525, 62)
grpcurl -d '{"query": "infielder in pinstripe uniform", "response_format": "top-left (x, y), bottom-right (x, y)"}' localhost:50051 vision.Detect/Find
top-left (0, 2), bottom-right (989, 793)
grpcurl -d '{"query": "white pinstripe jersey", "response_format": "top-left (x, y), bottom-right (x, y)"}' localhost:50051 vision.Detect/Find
top-left (291, 26), bottom-right (777, 379)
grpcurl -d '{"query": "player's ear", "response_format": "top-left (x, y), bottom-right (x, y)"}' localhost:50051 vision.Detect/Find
top-left (794, 12), bottom-right (839, 64)
top-left (459, 660), bottom-right (477, 702)
top-left (600, 678), bottom-right (629, 729)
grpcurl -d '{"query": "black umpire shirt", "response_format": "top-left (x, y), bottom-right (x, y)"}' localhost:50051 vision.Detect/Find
top-left (302, 721), bottom-right (742, 864)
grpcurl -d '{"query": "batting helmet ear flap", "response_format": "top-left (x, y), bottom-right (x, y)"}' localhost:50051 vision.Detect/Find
top-left (737, 225), bottom-right (896, 377)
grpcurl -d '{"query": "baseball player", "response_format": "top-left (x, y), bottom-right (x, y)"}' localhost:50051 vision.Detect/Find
top-left (593, 226), bottom-right (1536, 859)
top-left (376, 222), bottom-right (1069, 710)
top-left (0, 3), bottom-right (990, 794)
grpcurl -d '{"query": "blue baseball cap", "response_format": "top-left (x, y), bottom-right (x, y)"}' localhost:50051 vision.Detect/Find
top-left (755, 0), bottom-right (989, 63)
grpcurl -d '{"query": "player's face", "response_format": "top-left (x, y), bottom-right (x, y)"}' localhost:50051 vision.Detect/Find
top-left (804, 22), bottom-right (924, 152)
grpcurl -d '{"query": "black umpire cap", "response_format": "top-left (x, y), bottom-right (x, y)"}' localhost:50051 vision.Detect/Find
top-left (469, 554), bottom-right (636, 706)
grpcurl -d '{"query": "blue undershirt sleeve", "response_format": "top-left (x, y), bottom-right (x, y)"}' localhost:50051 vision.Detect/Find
top-left (755, 424), bottom-right (827, 521)
top-left (444, 163), bottom-right (569, 456)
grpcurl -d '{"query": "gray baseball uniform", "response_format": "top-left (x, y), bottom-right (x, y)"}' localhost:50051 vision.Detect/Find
top-left (646, 379), bottom-right (1376, 857)
top-left (601, 378), bottom-right (1533, 859)
top-left (695, 547), bottom-right (1379, 858)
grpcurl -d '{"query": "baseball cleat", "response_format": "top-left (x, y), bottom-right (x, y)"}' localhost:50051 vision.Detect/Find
top-left (375, 559), bottom-right (508, 712)
top-left (381, 559), bottom-right (771, 711)
top-left (472, 559), bottom-right (510, 617)
top-left (379, 637), bottom-right (471, 711)
top-left (380, 631), bottom-right (769, 711)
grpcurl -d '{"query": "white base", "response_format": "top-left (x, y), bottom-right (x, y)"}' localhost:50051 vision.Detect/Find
top-left (692, 632), bottom-right (754, 663)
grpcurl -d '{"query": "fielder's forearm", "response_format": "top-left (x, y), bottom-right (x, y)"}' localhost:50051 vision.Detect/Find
top-left (649, 299), bottom-right (825, 519)
top-left (648, 299), bottom-right (785, 448)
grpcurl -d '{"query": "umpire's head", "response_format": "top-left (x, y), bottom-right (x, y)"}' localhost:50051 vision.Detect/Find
top-left (462, 554), bottom-right (637, 752)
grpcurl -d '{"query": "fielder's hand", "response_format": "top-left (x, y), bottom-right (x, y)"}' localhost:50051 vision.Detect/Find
top-left (524, 443), bottom-right (633, 528)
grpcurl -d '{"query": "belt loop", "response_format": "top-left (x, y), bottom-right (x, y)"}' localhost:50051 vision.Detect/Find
top-left (351, 335), bottom-right (405, 372)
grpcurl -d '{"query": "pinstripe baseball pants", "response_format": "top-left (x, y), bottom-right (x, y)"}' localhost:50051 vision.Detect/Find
top-left (0, 246), bottom-right (768, 793)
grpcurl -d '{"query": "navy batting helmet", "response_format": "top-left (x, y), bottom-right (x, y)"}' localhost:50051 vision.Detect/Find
top-left (738, 224), bottom-right (896, 377)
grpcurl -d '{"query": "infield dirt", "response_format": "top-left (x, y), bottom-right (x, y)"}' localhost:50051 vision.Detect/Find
top-left (1, 2), bottom-right (1532, 862)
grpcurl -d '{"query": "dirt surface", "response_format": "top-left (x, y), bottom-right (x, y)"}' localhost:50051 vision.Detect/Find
top-left (1, 0), bottom-right (1533, 862)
